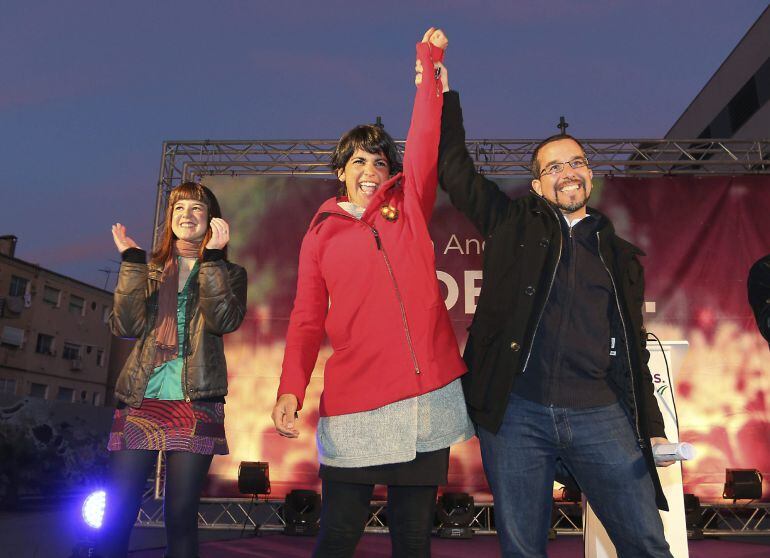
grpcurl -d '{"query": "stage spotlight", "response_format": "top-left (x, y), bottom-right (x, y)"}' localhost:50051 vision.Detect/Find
top-left (283, 490), bottom-right (321, 536)
top-left (238, 461), bottom-right (270, 495)
top-left (683, 493), bottom-right (704, 539)
top-left (555, 460), bottom-right (581, 501)
top-left (69, 490), bottom-right (106, 558)
top-left (436, 492), bottom-right (475, 539)
top-left (82, 490), bottom-right (106, 529)
top-left (558, 484), bottom-right (581, 503)
top-left (238, 462), bottom-right (270, 537)
top-left (722, 469), bottom-right (763, 501)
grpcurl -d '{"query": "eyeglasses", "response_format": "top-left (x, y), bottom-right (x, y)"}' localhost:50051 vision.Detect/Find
top-left (539, 157), bottom-right (589, 177)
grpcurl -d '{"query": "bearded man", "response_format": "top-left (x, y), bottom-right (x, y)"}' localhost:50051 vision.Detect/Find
top-left (437, 70), bottom-right (674, 557)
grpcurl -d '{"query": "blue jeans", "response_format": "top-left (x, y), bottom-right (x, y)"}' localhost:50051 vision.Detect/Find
top-left (478, 394), bottom-right (672, 558)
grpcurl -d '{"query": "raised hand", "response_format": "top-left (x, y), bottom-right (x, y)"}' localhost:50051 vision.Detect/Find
top-left (416, 27), bottom-right (450, 92)
top-left (111, 223), bottom-right (140, 253)
top-left (436, 61), bottom-right (448, 93)
top-left (415, 58), bottom-right (425, 86)
top-left (205, 217), bottom-right (230, 250)
top-left (427, 28), bottom-right (448, 50)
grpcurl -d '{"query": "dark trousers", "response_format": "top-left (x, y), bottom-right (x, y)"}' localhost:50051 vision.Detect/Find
top-left (98, 449), bottom-right (213, 558)
top-left (313, 479), bottom-right (438, 558)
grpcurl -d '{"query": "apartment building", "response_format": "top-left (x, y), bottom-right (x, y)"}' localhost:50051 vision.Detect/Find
top-left (0, 235), bottom-right (113, 405)
top-left (666, 6), bottom-right (770, 140)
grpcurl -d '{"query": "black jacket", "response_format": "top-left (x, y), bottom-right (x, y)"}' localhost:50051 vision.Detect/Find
top-left (748, 254), bottom-right (770, 344)
top-left (110, 248), bottom-right (247, 407)
top-left (439, 91), bottom-right (667, 510)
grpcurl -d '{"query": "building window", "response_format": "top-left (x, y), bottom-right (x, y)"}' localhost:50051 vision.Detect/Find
top-left (102, 305), bottom-right (111, 324)
top-left (56, 387), bottom-right (75, 402)
top-left (29, 382), bottom-right (48, 398)
top-left (9, 275), bottom-right (28, 297)
top-left (68, 295), bottom-right (85, 316)
top-left (35, 333), bottom-right (55, 355)
top-left (43, 285), bottom-right (61, 307)
top-left (1, 326), bottom-right (24, 348)
top-left (0, 378), bottom-right (16, 395)
top-left (96, 348), bottom-right (105, 367)
top-left (62, 342), bottom-right (82, 360)
top-left (92, 392), bottom-right (102, 406)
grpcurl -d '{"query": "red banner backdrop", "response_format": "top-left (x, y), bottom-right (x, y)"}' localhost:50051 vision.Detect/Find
top-left (202, 174), bottom-right (770, 502)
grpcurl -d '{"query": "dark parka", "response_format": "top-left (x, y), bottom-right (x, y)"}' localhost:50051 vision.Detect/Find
top-left (110, 249), bottom-right (247, 407)
top-left (748, 253), bottom-right (770, 344)
top-left (438, 91), bottom-right (668, 510)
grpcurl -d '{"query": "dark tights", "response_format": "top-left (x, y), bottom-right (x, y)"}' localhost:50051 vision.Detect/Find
top-left (313, 479), bottom-right (438, 558)
top-left (99, 450), bottom-right (213, 558)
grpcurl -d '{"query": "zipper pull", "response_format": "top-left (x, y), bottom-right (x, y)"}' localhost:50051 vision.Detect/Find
top-left (372, 228), bottom-right (382, 250)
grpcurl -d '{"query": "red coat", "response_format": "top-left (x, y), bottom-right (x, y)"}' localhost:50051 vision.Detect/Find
top-left (278, 42), bottom-right (466, 417)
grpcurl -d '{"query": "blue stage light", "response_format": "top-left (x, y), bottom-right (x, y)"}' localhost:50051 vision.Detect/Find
top-left (82, 490), bottom-right (106, 529)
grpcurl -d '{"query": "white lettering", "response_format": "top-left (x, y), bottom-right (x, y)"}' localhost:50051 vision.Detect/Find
top-left (464, 270), bottom-right (483, 314)
top-left (436, 271), bottom-right (459, 310)
top-left (442, 234), bottom-right (485, 255)
top-left (466, 237), bottom-right (482, 255)
top-left (443, 234), bottom-right (464, 255)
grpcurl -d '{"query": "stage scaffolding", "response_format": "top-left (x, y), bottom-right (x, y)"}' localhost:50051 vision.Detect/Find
top-left (141, 137), bottom-right (770, 537)
top-left (152, 138), bottom-right (770, 245)
top-left (136, 453), bottom-right (770, 535)
top-left (135, 486), bottom-right (770, 537)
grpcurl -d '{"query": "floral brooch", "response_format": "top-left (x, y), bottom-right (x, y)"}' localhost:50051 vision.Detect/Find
top-left (380, 204), bottom-right (399, 222)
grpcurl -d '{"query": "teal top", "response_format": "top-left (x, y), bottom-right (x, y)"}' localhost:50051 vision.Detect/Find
top-left (145, 259), bottom-right (199, 400)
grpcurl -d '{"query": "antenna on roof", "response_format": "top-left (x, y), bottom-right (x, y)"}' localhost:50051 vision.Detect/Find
top-left (98, 268), bottom-right (118, 290)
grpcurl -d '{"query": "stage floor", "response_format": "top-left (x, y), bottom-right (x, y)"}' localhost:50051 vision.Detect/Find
top-left (127, 532), bottom-right (770, 557)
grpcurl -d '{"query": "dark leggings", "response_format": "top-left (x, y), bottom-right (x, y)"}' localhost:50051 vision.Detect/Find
top-left (99, 449), bottom-right (213, 558)
top-left (313, 479), bottom-right (438, 558)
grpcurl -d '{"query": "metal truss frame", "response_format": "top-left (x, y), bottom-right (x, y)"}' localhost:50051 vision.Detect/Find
top-left (135, 488), bottom-right (770, 536)
top-left (135, 494), bottom-right (576, 536)
top-left (153, 138), bottom-right (770, 245)
top-left (699, 502), bottom-right (770, 535)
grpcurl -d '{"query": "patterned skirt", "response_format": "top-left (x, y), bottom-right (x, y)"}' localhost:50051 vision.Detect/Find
top-left (108, 398), bottom-right (228, 455)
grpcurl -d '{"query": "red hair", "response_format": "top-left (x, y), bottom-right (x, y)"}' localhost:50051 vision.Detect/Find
top-left (151, 182), bottom-right (226, 266)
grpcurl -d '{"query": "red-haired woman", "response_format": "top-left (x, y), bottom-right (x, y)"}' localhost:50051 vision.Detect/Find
top-left (101, 182), bottom-right (246, 558)
top-left (272, 29), bottom-right (472, 558)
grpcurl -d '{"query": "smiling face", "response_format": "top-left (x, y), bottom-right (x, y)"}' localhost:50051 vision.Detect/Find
top-left (337, 148), bottom-right (391, 208)
top-left (171, 198), bottom-right (209, 242)
top-left (531, 138), bottom-right (593, 219)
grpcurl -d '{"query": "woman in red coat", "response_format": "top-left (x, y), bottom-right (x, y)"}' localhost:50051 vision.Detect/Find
top-left (272, 28), bottom-right (472, 558)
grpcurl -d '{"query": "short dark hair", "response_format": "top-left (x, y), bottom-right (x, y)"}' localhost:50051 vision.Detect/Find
top-left (331, 125), bottom-right (402, 175)
top-left (530, 133), bottom-right (586, 179)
